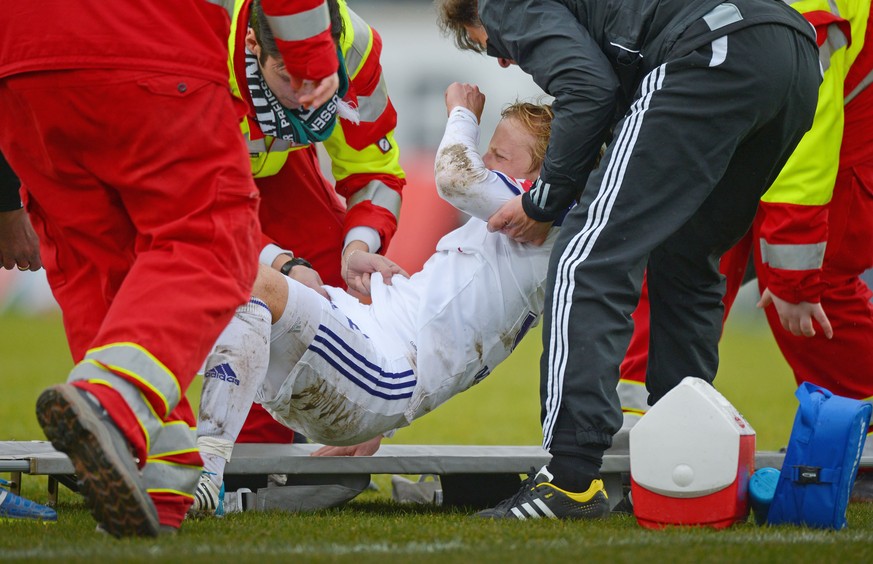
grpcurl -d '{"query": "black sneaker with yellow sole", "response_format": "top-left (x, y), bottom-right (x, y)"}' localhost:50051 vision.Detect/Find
top-left (476, 467), bottom-right (610, 520)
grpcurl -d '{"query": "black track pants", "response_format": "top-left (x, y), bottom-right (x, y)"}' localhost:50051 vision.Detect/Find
top-left (540, 22), bottom-right (821, 454)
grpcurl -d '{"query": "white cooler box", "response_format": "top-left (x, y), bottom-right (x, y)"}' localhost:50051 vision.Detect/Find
top-left (629, 377), bottom-right (755, 529)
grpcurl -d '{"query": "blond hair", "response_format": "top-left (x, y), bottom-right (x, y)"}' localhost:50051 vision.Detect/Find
top-left (500, 101), bottom-right (554, 173)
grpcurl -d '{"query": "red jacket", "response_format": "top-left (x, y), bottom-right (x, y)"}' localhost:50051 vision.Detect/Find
top-left (0, 0), bottom-right (337, 85)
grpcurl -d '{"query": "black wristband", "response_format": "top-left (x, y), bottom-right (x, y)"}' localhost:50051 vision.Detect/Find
top-left (279, 257), bottom-right (313, 276)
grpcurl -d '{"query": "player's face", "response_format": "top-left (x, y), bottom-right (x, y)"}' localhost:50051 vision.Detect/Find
top-left (483, 117), bottom-right (537, 180)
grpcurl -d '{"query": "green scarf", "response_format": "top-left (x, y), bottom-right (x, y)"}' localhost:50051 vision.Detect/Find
top-left (247, 47), bottom-right (349, 145)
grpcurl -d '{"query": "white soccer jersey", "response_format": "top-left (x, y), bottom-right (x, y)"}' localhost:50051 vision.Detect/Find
top-left (258, 108), bottom-right (558, 445)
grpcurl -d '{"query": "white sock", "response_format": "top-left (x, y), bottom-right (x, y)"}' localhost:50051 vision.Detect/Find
top-left (197, 298), bottom-right (272, 482)
top-left (198, 436), bottom-right (233, 487)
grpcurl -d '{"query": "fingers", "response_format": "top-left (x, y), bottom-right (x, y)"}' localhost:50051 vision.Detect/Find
top-left (526, 233), bottom-right (548, 247)
top-left (487, 211), bottom-right (506, 233)
top-left (297, 73), bottom-right (340, 109)
top-left (814, 308), bottom-right (834, 340)
top-left (377, 263), bottom-right (410, 285)
top-left (348, 275), bottom-right (368, 296)
top-left (798, 316), bottom-right (815, 338)
top-left (4, 259), bottom-right (36, 271)
top-left (310, 445), bottom-right (349, 457)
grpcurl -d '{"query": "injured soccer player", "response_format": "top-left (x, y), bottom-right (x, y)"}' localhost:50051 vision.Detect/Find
top-left (192, 82), bottom-right (563, 514)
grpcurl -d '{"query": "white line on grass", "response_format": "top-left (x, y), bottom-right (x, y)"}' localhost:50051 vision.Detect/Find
top-left (5, 531), bottom-right (873, 560)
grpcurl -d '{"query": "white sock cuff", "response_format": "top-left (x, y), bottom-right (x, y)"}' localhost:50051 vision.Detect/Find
top-left (239, 297), bottom-right (272, 320)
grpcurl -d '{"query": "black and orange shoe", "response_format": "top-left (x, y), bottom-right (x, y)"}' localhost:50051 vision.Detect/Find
top-left (36, 384), bottom-right (159, 538)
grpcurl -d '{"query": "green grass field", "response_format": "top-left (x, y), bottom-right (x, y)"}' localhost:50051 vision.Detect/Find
top-left (1, 309), bottom-right (872, 561)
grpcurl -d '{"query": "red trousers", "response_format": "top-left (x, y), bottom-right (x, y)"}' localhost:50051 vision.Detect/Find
top-left (237, 146), bottom-right (347, 443)
top-left (622, 164), bottom-right (873, 418)
top-left (753, 165), bottom-right (873, 398)
top-left (0, 69), bottom-right (260, 525)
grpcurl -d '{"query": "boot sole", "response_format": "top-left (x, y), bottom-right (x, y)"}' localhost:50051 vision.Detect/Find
top-left (36, 385), bottom-right (159, 538)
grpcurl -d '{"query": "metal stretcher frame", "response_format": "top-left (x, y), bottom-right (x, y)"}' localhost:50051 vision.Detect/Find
top-left (2, 441), bottom-right (871, 509)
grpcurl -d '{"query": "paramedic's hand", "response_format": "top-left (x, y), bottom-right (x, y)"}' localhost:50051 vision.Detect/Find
top-left (487, 195), bottom-right (552, 246)
top-left (276, 258), bottom-right (329, 299)
top-left (311, 435), bottom-right (383, 457)
top-left (342, 249), bottom-right (409, 297)
top-left (445, 82), bottom-right (485, 122)
top-left (293, 72), bottom-right (340, 109)
top-left (758, 288), bottom-right (833, 339)
top-left (0, 208), bottom-right (41, 271)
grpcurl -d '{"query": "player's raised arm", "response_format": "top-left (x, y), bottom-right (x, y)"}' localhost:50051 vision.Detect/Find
top-left (434, 83), bottom-right (531, 221)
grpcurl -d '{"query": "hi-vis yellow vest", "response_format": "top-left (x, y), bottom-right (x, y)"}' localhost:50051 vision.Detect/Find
top-left (763, 0), bottom-right (870, 206)
top-left (226, 0), bottom-right (403, 183)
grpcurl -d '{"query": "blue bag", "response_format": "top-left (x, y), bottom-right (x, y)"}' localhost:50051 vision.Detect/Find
top-left (767, 382), bottom-right (872, 529)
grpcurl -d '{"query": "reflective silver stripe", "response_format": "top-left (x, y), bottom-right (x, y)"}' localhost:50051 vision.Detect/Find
top-left (845, 69), bottom-right (873, 105)
top-left (149, 421), bottom-right (197, 457)
top-left (343, 7), bottom-right (372, 78)
top-left (247, 136), bottom-right (293, 155)
top-left (143, 460), bottom-right (201, 498)
top-left (356, 74), bottom-right (390, 122)
top-left (247, 137), bottom-right (267, 153)
top-left (144, 417), bottom-right (199, 497)
top-left (270, 138), bottom-right (292, 152)
top-left (818, 22), bottom-right (849, 72)
top-left (617, 379), bottom-right (649, 414)
top-left (703, 3), bottom-right (743, 31)
top-left (67, 361), bottom-right (164, 450)
top-left (759, 240), bottom-right (826, 270)
top-left (265, 4), bottom-right (330, 43)
top-left (783, 0), bottom-right (846, 73)
top-left (83, 343), bottom-right (182, 416)
top-left (205, 0), bottom-right (234, 18)
top-left (346, 179), bottom-right (401, 219)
